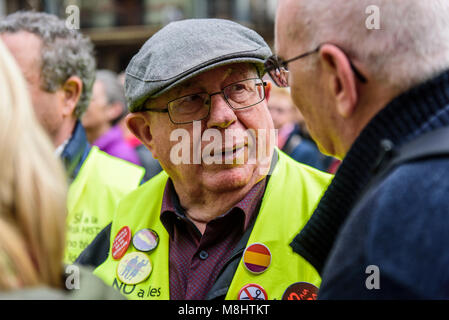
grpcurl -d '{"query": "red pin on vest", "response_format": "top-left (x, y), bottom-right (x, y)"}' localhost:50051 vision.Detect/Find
top-left (112, 226), bottom-right (132, 260)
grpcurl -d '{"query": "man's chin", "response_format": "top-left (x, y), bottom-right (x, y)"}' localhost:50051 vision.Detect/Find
top-left (201, 166), bottom-right (257, 193)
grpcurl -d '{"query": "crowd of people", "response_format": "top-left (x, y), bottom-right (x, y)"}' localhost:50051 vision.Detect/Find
top-left (0, 0), bottom-right (449, 301)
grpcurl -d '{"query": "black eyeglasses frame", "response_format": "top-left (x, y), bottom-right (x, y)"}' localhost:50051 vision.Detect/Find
top-left (264, 43), bottom-right (367, 87)
top-left (140, 78), bottom-right (267, 124)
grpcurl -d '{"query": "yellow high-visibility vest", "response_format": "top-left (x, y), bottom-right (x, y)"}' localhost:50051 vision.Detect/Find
top-left (94, 150), bottom-right (332, 299)
top-left (64, 146), bottom-right (145, 264)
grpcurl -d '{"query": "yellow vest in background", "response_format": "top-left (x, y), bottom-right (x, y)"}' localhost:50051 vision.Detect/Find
top-left (94, 150), bottom-right (332, 299)
top-left (64, 146), bottom-right (145, 264)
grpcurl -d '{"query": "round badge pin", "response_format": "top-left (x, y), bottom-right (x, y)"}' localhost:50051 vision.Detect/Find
top-left (282, 282), bottom-right (319, 300)
top-left (111, 226), bottom-right (132, 260)
top-left (238, 283), bottom-right (268, 300)
top-left (242, 242), bottom-right (271, 274)
top-left (132, 228), bottom-right (159, 252)
top-left (117, 252), bottom-right (152, 285)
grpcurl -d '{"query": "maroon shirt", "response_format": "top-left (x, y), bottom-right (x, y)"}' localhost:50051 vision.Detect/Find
top-left (160, 178), bottom-right (267, 300)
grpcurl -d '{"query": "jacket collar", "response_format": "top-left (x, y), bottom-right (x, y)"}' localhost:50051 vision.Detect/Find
top-left (290, 69), bottom-right (449, 274)
top-left (60, 120), bottom-right (91, 182)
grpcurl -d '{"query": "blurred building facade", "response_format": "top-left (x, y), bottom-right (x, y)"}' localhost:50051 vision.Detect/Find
top-left (0, 0), bottom-right (276, 72)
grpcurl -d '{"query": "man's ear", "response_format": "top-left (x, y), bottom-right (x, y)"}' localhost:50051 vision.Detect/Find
top-left (126, 112), bottom-right (158, 158)
top-left (61, 76), bottom-right (83, 117)
top-left (319, 44), bottom-right (358, 118)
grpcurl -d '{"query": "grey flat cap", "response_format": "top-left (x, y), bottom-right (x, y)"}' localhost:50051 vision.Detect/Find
top-left (125, 18), bottom-right (272, 113)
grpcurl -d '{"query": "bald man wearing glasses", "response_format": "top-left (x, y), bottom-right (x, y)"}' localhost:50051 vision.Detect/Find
top-left (273, 0), bottom-right (449, 299)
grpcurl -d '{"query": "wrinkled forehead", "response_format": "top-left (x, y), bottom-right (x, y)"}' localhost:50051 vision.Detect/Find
top-left (181, 63), bottom-right (258, 88)
top-left (145, 63), bottom-right (258, 107)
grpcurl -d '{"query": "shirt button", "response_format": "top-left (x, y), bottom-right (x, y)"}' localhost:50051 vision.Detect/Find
top-left (199, 250), bottom-right (209, 260)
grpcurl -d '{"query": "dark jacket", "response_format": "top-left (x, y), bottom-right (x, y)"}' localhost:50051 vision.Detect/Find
top-left (61, 121), bottom-right (91, 182)
top-left (290, 69), bottom-right (449, 299)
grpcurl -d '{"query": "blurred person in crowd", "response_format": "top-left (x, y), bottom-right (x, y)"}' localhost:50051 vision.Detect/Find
top-left (117, 71), bottom-right (162, 181)
top-left (0, 39), bottom-right (124, 299)
top-left (271, 0), bottom-right (449, 298)
top-left (290, 102), bottom-right (339, 173)
top-left (82, 69), bottom-right (141, 166)
top-left (78, 19), bottom-right (332, 300)
top-left (268, 84), bottom-right (327, 170)
top-left (0, 11), bottom-right (144, 265)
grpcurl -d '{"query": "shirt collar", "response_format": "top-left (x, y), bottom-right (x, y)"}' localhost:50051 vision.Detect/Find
top-left (160, 176), bottom-right (267, 239)
top-left (54, 138), bottom-right (70, 158)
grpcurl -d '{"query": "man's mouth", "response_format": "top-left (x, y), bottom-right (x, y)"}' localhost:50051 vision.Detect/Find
top-left (220, 144), bottom-right (244, 156)
top-left (209, 143), bottom-right (246, 162)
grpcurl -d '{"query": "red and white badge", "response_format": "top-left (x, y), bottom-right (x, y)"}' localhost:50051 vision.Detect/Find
top-left (237, 283), bottom-right (268, 300)
top-left (112, 226), bottom-right (132, 260)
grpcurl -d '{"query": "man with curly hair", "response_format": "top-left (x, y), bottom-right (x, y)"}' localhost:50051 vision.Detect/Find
top-left (0, 11), bottom-right (144, 264)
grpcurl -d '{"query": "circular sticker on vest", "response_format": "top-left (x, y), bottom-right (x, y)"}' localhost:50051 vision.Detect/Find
top-left (282, 282), bottom-right (319, 300)
top-left (117, 252), bottom-right (152, 285)
top-left (112, 226), bottom-right (132, 260)
top-left (238, 283), bottom-right (268, 300)
top-left (132, 228), bottom-right (159, 252)
top-left (242, 242), bottom-right (271, 274)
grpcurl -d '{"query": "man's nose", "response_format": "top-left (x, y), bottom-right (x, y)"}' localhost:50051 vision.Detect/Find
top-left (205, 92), bottom-right (237, 129)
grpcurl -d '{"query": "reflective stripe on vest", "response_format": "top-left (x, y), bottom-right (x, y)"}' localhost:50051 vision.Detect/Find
top-left (94, 150), bottom-right (332, 299)
top-left (64, 146), bottom-right (145, 264)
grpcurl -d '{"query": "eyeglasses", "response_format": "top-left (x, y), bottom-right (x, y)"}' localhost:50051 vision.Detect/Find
top-left (142, 78), bottom-right (267, 124)
top-left (264, 44), bottom-right (367, 87)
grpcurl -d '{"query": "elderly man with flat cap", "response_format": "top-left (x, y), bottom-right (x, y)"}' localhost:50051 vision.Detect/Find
top-left (79, 19), bottom-right (332, 300)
